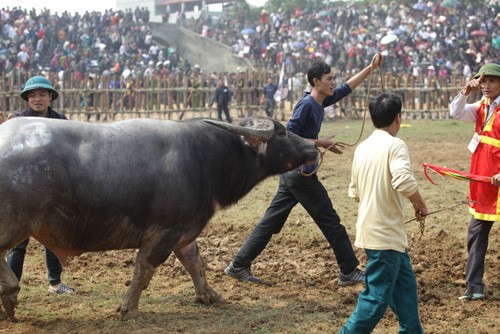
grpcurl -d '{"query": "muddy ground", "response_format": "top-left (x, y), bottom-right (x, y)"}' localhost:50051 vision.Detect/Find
top-left (1, 119), bottom-right (498, 334)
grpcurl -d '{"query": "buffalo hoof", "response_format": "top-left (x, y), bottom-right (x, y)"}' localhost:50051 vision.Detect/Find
top-left (194, 287), bottom-right (226, 305)
top-left (116, 304), bottom-right (140, 321)
top-left (0, 308), bottom-right (17, 322)
top-left (0, 295), bottom-right (17, 322)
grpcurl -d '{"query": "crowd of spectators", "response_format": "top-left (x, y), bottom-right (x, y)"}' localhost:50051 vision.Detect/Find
top-left (189, 1), bottom-right (500, 82)
top-left (1, 1), bottom-right (499, 113)
top-left (0, 5), bottom-right (187, 85)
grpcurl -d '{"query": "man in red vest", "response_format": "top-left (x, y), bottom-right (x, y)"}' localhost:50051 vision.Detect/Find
top-left (449, 63), bottom-right (500, 301)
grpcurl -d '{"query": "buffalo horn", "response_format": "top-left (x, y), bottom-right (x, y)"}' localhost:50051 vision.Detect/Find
top-left (204, 118), bottom-right (275, 141)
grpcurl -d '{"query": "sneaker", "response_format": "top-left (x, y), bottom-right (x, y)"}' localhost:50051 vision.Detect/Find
top-left (224, 262), bottom-right (262, 283)
top-left (48, 283), bottom-right (75, 295)
top-left (458, 291), bottom-right (485, 301)
top-left (338, 268), bottom-right (365, 286)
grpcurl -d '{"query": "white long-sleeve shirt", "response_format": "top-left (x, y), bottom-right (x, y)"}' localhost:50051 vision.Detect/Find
top-left (349, 129), bottom-right (418, 253)
top-left (450, 92), bottom-right (500, 122)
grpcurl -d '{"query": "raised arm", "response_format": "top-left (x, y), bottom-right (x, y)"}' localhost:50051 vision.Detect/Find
top-left (346, 53), bottom-right (383, 91)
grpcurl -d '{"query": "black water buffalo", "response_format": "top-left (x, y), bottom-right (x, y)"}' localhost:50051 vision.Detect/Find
top-left (0, 116), bottom-right (318, 321)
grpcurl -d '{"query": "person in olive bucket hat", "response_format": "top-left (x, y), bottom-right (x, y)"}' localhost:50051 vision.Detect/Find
top-left (473, 62), bottom-right (500, 79)
top-left (12, 76), bottom-right (63, 118)
top-left (5, 76), bottom-right (75, 295)
top-left (450, 63), bottom-right (500, 301)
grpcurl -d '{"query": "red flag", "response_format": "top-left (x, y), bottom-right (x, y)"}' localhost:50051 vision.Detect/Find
top-left (422, 163), bottom-right (492, 185)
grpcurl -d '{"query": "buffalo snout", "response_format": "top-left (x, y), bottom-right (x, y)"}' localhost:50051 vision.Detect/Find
top-left (304, 144), bottom-right (320, 166)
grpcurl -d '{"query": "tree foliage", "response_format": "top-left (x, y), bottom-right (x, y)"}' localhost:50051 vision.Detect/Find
top-left (262, 0), bottom-right (326, 13)
top-left (231, 0), bottom-right (261, 23)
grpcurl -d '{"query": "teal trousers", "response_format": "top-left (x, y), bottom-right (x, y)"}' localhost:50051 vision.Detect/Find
top-left (340, 249), bottom-right (424, 334)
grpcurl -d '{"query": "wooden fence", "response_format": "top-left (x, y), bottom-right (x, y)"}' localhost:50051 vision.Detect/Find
top-left (0, 70), bottom-right (481, 122)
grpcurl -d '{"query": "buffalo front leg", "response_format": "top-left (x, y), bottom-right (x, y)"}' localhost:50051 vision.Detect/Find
top-left (117, 248), bottom-right (156, 321)
top-left (174, 240), bottom-right (225, 305)
top-left (0, 251), bottom-right (20, 321)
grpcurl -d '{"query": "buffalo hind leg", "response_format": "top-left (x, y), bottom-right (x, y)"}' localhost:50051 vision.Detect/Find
top-left (0, 250), bottom-right (20, 322)
top-left (174, 240), bottom-right (225, 305)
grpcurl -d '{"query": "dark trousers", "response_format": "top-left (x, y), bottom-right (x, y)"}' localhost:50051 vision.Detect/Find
top-left (217, 103), bottom-right (231, 123)
top-left (233, 170), bottom-right (359, 275)
top-left (6, 239), bottom-right (62, 286)
top-left (264, 98), bottom-right (275, 118)
top-left (465, 217), bottom-right (493, 294)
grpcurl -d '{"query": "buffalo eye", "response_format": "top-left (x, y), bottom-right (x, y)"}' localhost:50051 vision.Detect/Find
top-left (276, 128), bottom-right (287, 137)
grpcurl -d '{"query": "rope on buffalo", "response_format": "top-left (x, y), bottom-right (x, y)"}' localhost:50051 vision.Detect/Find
top-left (301, 55), bottom-right (384, 177)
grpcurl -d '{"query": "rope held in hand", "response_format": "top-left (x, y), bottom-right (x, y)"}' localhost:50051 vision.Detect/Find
top-left (404, 200), bottom-right (473, 224)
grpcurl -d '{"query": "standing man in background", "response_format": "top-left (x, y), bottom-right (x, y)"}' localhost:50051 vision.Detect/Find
top-left (261, 76), bottom-right (278, 118)
top-left (215, 79), bottom-right (232, 123)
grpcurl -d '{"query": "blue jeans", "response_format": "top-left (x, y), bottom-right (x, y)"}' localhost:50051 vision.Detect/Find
top-left (233, 170), bottom-right (359, 275)
top-left (340, 249), bottom-right (424, 334)
top-left (6, 239), bottom-right (62, 286)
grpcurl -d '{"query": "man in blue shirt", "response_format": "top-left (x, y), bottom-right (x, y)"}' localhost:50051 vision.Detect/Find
top-left (261, 76), bottom-right (278, 118)
top-left (225, 54), bottom-right (383, 285)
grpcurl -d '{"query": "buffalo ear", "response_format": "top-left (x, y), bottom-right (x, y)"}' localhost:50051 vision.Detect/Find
top-left (242, 137), bottom-right (267, 155)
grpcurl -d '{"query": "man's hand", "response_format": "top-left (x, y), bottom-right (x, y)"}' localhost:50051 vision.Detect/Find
top-left (329, 144), bottom-right (344, 154)
top-left (0, 111), bottom-right (5, 124)
top-left (409, 190), bottom-right (427, 222)
top-left (371, 52), bottom-right (383, 69)
top-left (491, 173), bottom-right (500, 186)
top-left (413, 201), bottom-right (428, 222)
top-left (461, 72), bottom-right (484, 96)
top-left (315, 138), bottom-right (345, 155)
